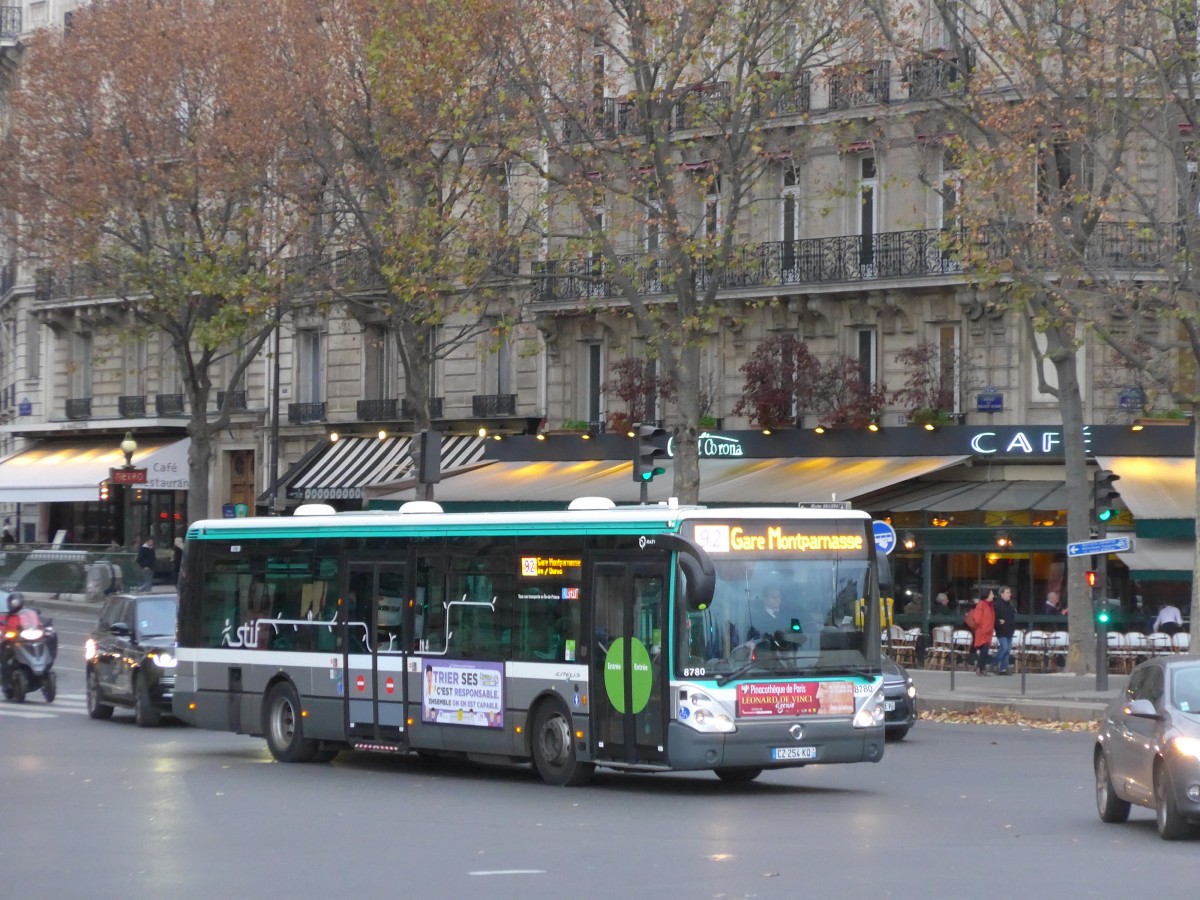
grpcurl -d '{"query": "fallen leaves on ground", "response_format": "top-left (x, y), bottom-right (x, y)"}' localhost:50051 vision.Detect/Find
top-left (920, 706), bottom-right (1098, 732)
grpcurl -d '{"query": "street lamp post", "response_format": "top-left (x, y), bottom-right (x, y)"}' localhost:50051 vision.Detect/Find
top-left (118, 431), bottom-right (137, 546)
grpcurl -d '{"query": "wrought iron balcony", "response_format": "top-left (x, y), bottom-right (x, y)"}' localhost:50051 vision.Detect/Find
top-left (65, 398), bottom-right (92, 420)
top-left (828, 61), bottom-right (891, 109)
top-left (156, 393), bottom-right (185, 416)
top-left (903, 50), bottom-right (975, 100)
top-left (288, 402), bottom-right (327, 424)
top-left (674, 81), bottom-right (731, 129)
top-left (1, 5), bottom-right (20, 42)
top-left (216, 390), bottom-right (247, 411)
top-left (357, 398), bottom-right (398, 421)
top-left (401, 397), bottom-right (444, 419)
top-left (530, 221), bottom-right (1175, 303)
top-left (118, 395), bottom-right (146, 418)
top-left (472, 394), bottom-right (517, 417)
top-left (761, 71), bottom-right (812, 117)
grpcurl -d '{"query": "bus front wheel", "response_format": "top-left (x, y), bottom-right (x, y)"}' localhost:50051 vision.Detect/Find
top-left (263, 682), bottom-right (318, 763)
top-left (531, 703), bottom-right (594, 787)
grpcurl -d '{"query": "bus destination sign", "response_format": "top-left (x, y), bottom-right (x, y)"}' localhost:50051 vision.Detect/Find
top-left (690, 523), bottom-right (865, 555)
top-left (520, 556), bottom-right (582, 579)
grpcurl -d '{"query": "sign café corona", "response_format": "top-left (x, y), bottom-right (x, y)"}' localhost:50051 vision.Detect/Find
top-left (691, 523), bottom-right (865, 555)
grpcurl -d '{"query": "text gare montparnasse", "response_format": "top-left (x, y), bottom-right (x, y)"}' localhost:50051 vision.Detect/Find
top-left (729, 526), bottom-right (865, 553)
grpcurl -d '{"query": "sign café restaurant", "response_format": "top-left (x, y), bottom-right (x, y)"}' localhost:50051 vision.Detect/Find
top-left (351, 420), bottom-right (1195, 636)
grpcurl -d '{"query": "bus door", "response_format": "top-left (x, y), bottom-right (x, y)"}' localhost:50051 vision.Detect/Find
top-left (590, 558), bottom-right (669, 765)
top-left (344, 562), bottom-right (409, 747)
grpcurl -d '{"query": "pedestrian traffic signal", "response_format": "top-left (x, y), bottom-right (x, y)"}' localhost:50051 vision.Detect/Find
top-left (1086, 570), bottom-right (1097, 587)
top-left (1093, 469), bottom-right (1121, 522)
top-left (632, 424), bottom-right (667, 483)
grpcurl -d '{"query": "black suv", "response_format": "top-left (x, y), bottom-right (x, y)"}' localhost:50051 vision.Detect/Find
top-left (85, 593), bottom-right (178, 726)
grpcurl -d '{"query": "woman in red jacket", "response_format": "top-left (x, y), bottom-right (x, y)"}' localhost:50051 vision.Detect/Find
top-left (965, 589), bottom-right (996, 676)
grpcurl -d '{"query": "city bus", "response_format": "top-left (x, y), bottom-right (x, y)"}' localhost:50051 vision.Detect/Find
top-left (173, 498), bottom-right (888, 785)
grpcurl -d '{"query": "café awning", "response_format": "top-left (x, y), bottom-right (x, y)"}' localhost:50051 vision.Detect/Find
top-left (365, 455), bottom-right (969, 506)
top-left (0, 438), bottom-right (190, 503)
top-left (1095, 456), bottom-right (1194, 521)
top-left (1117, 538), bottom-right (1195, 581)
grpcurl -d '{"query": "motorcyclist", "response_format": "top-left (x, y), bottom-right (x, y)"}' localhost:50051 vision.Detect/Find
top-left (0, 591), bottom-right (26, 683)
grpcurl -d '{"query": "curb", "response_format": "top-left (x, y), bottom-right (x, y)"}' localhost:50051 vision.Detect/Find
top-left (918, 696), bottom-right (1105, 724)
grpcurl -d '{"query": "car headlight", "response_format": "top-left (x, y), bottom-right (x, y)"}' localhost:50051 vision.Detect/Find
top-left (677, 688), bottom-right (736, 734)
top-left (84, 638), bottom-right (97, 661)
top-left (1171, 736), bottom-right (1200, 761)
top-left (148, 651), bottom-right (176, 668)
top-left (905, 679), bottom-right (917, 700)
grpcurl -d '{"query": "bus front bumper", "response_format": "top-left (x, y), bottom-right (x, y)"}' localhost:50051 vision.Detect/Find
top-left (666, 719), bottom-right (885, 771)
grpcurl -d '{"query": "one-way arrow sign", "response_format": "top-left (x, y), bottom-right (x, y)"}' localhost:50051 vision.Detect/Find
top-left (1066, 536), bottom-right (1132, 557)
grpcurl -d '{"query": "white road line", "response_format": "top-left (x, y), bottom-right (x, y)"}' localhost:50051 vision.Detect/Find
top-left (468, 870), bottom-right (547, 877)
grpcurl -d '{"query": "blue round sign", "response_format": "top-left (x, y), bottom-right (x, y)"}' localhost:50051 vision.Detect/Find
top-left (873, 520), bottom-right (897, 556)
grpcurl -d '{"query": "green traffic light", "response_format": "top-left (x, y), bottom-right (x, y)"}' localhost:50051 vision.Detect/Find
top-left (1097, 609), bottom-right (1111, 625)
top-left (1097, 508), bottom-right (1114, 522)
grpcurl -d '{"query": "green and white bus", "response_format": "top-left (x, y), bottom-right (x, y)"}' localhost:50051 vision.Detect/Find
top-left (174, 499), bottom-right (887, 785)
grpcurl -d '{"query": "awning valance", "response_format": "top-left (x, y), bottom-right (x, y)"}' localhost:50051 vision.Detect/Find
top-left (366, 455), bottom-right (969, 506)
top-left (859, 478), bottom-right (1066, 513)
top-left (0, 438), bottom-right (190, 503)
top-left (1117, 538), bottom-right (1195, 581)
top-left (283, 435), bottom-right (486, 502)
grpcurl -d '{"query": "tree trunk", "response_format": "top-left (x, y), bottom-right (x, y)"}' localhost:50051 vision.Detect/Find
top-left (1191, 421), bottom-right (1200, 652)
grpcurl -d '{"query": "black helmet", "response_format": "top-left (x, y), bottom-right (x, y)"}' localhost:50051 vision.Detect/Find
top-left (7, 591), bottom-right (24, 613)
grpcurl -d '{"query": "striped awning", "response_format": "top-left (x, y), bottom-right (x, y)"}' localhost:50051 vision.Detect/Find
top-left (283, 435), bottom-right (486, 502)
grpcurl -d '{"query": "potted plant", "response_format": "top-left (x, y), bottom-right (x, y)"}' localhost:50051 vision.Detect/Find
top-left (894, 340), bottom-right (966, 427)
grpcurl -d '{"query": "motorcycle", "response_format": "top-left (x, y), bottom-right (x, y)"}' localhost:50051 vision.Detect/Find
top-left (1, 607), bottom-right (57, 704)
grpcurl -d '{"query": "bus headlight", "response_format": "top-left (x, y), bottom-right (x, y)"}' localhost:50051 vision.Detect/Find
top-left (678, 689), bottom-right (735, 734)
top-left (853, 682), bottom-right (886, 729)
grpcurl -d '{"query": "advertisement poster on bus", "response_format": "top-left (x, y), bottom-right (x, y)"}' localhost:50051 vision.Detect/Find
top-left (421, 660), bottom-right (505, 728)
top-left (735, 680), bottom-right (855, 717)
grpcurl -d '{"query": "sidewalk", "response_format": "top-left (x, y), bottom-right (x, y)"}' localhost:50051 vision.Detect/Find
top-left (910, 666), bottom-right (1125, 723)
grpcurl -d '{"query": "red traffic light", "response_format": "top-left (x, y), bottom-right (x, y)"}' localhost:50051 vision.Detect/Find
top-left (1086, 571), bottom-right (1097, 587)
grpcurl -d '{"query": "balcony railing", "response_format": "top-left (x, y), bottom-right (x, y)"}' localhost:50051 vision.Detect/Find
top-left (1, 5), bottom-right (20, 42)
top-left (65, 398), bottom-right (92, 420)
top-left (674, 81), bottom-right (731, 129)
top-left (216, 390), bottom-right (247, 411)
top-left (401, 397), bottom-right (444, 420)
top-left (288, 402), bottom-right (326, 424)
top-left (903, 50), bottom-right (975, 100)
top-left (118, 395), bottom-right (146, 418)
top-left (357, 398), bottom-right (398, 421)
top-left (828, 61), bottom-right (891, 109)
top-left (156, 394), bottom-right (185, 416)
top-left (530, 221), bottom-right (1177, 303)
top-left (761, 71), bottom-right (812, 117)
top-left (472, 394), bottom-right (517, 417)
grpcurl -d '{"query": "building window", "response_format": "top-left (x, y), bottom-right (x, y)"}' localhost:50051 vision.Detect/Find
top-left (1035, 140), bottom-right (1073, 216)
top-left (482, 318), bottom-right (512, 396)
top-left (705, 176), bottom-right (721, 237)
top-left (72, 332), bottom-right (93, 397)
top-left (938, 146), bottom-right (960, 231)
top-left (856, 327), bottom-right (877, 385)
top-left (124, 339), bottom-right (147, 395)
top-left (24, 312), bottom-right (40, 380)
top-left (585, 342), bottom-right (603, 427)
top-left (363, 324), bottom-right (393, 402)
top-left (296, 329), bottom-right (323, 404)
top-left (644, 188), bottom-right (662, 253)
top-left (781, 164), bottom-right (801, 275)
top-left (858, 156), bottom-right (877, 267)
top-left (937, 324), bottom-right (961, 412)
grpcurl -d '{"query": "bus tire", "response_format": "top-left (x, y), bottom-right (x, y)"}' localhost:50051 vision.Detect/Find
top-left (263, 681), bottom-right (318, 763)
top-left (531, 702), bottom-right (594, 787)
top-left (715, 766), bottom-right (763, 783)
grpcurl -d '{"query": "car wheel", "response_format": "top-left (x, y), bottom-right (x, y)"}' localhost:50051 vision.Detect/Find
top-left (886, 726), bottom-right (911, 742)
top-left (134, 672), bottom-right (161, 727)
top-left (714, 766), bottom-right (764, 783)
top-left (263, 681), bottom-right (318, 763)
top-left (42, 671), bottom-right (56, 704)
top-left (530, 702), bottom-right (593, 787)
top-left (86, 667), bottom-right (114, 720)
top-left (1094, 750), bottom-right (1131, 823)
top-left (1155, 764), bottom-right (1194, 840)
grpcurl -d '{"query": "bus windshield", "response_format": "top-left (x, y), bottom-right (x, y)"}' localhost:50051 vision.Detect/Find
top-left (677, 556), bottom-right (875, 681)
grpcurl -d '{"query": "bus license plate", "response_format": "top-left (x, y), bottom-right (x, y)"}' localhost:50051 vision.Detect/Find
top-left (883, 701), bottom-right (896, 712)
top-left (772, 746), bottom-right (816, 761)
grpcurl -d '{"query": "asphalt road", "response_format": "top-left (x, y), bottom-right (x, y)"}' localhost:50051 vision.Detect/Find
top-left (1, 607), bottom-right (1195, 900)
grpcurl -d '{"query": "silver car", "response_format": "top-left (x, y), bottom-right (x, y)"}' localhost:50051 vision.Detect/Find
top-left (1094, 655), bottom-right (1200, 840)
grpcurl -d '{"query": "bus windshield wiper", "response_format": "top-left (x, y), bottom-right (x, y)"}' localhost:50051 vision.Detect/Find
top-left (715, 660), bottom-right (760, 686)
top-left (811, 664), bottom-right (875, 679)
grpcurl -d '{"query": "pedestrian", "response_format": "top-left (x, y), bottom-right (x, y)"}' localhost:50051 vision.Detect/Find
top-left (137, 537), bottom-right (156, 591)
top-left (1152, 602), bottom-right (1184, 636)
top-left (173, 536), bottom-right (185, 583)
top-left (993, 586), bottom-right (1017, 675)
top-left (965, 588), bottom-right (996, 676)
top-left (1043, 590), bottom-right (1066, 617)
top-left (1, 518), bottom-right (14, 544)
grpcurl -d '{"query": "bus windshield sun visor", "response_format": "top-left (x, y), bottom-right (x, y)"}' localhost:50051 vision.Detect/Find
top-left (650, 532), bottom-right (716, 611)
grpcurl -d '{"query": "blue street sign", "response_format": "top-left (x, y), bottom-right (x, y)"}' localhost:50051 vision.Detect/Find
top-left (873, 520), bottom-right (897, 556)
top-left (1066, 536), bottom-right (1132, 557)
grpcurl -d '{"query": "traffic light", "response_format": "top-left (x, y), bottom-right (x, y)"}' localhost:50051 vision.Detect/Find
top-left (99, 480), bottom-right (110, 502)
top-left (414, 429), bottom-right (442, 484)
top-left (1095, 602), bottom-right (1111, 627)
top-left (1086, 570), bottom-right (1097, 588)
top-left (632, 424), bottom-right (667, 483)
top-left (1093, 469), bottom-right (1121, 523)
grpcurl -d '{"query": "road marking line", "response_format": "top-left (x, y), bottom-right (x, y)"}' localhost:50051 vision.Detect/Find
top-left (468, 870), bottom-right (547, 877)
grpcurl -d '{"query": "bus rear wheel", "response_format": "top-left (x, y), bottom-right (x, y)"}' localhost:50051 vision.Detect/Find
top-left (263, 682), bottom-right (318, 763)
top-left (531, 703), bottom-right (594, 787)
